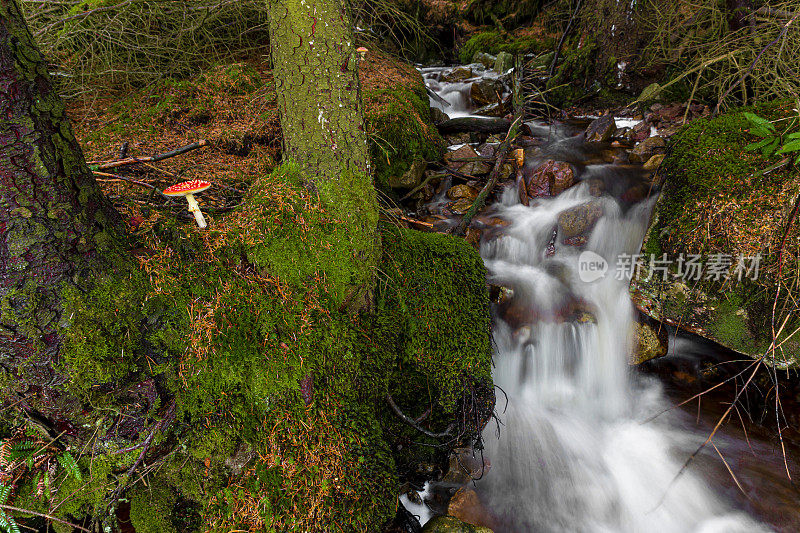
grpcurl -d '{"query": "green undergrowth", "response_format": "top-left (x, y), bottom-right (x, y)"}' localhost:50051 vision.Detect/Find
top-left (1, 162), bottom-right (493, 531)
top-left (364, 79), bottom-right (445, 193)
top-left (638, 99), bottom-right (800, 360)
top-left (458, 30), bottom-right (553, 64)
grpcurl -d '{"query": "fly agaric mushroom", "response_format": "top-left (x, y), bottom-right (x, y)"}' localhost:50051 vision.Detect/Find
top-left (162, 179), bottom-right (211, 229)
top-left (356, 46), bottom-right (368, 61)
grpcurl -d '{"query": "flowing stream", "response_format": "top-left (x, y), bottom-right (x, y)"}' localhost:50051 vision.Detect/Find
top-left (419, 64), bottom-right (775, 532)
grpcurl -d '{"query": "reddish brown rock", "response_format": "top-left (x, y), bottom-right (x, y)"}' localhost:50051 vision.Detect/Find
top-left (525, 159), bottom-right (575, 198)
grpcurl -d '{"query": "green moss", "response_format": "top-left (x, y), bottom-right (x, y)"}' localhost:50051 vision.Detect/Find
top-left (546, 37), bottom-right (600, 107)
top-left (129, 483), bottom-right (179, 533)
top-left (364, 83), bottom-right (445, 192)
top-left (458, 31), bottom-right (553, 64)
top-left (637, 99), bottom-right (800, 360)
top-left (3, 168), bottom-right (491, 531)
top-left (373, 225), bottom-right (492, 414)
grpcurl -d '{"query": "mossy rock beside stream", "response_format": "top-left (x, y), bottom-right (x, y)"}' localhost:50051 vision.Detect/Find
top-left (362, 53), bottom-right (446, 193)
top-left (633, 100), bottom-right (800, 362)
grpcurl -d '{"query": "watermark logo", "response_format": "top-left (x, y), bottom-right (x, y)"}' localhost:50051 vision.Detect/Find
top-left (578, 250), bottom-right (608, 282)
top-left (574, 252), bottom-right (762, 283)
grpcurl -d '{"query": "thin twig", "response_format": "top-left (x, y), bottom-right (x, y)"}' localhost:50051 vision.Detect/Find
top-left (0, 504), bottom-right (90, 532)
top-left (93, 171), bottom-right (160, 191)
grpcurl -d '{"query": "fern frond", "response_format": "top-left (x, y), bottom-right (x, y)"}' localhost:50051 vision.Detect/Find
top-left (0, 508), bottom-right (20, 533)
top-left (58, 452), bottom-right (82, 483)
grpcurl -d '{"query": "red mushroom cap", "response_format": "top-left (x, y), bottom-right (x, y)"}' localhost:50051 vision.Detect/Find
top-left (162, 179), bottom-right (211, 196)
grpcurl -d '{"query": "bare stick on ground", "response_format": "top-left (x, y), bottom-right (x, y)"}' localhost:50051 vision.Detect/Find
top-left (88, 140), bottom-right (209, 170)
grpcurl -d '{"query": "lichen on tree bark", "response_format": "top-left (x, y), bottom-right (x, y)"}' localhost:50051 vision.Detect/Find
top-left (0, 0), bottom-right (120, 379)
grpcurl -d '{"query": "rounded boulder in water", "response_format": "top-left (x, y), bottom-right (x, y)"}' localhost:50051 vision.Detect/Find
top-left (421, 515), bottom-right (494, 533)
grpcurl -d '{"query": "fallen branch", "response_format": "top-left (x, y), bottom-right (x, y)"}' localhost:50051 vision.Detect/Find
top-left (451, 116), bottom-right (523, 236)
top-left (93, 171), bottom-right (160, 191)
top-left (88, 139), bottom-right (209, 170)
top-left (0, 504), bottom-right (90, 532)
top-left (386, 394), bottom-right (453, 439)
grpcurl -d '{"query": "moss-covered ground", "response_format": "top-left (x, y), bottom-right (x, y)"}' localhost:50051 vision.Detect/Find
top-left (633, 100), bottom-right (800, 361)
top-left (1, 52), bottom-right (494, 532)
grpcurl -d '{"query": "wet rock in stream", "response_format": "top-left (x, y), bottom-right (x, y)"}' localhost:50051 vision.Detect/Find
top-left (523, 159), bottom-right (576, 200)
top-left (557, 200), bottom-right (603, 239)
top-left (584, 113), bottom-right (617, 142)
top-left (470, 78), bottom-right (504, 107)
top-left (629, 135), bottom-right (666, 163)
top-left (445, 145), bottom-right (491, 176)
top-left (447, 184), bottom-right (480, 200)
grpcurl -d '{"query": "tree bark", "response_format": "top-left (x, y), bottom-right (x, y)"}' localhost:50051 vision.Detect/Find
top-left (268, 0), bottom-right (370, 179)
top-left (267, 0), bottom-right (379, 310)
top-left (0, 0), bottom-right (121, 388)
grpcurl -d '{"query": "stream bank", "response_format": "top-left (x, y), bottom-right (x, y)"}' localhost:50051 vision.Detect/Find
top-left (379, 57), bottom-right (800, 533)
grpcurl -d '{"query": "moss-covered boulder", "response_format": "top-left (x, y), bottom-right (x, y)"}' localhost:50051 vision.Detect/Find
top-left (361, 53), bottom-right (445, 193)
top-left (373, 224), bottom-right (495, 477)
top-left (458, 30), bottom-right (553, 65)
top-left (632, 101), bottom-right (800, 361)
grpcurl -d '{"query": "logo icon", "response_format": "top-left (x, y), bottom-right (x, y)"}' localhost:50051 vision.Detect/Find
top-left (578, 250), bottom-right (608, 282)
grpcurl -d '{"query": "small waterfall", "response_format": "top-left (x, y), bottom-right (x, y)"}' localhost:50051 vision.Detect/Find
top-left (475, 127), bottom-right (767, 532)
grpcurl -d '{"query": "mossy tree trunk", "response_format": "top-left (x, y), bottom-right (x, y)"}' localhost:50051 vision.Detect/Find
top-left (267, 0), bottom-right (379, 310)
top-left (0, 0), bottom-right (122, 403)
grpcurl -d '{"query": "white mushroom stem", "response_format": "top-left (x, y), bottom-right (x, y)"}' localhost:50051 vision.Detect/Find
top-left (185, 194), bottom-right (207, 229)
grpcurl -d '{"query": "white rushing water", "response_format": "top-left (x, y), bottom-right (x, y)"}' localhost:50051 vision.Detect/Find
top-left (475, 136), bottom-right (767, 532)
